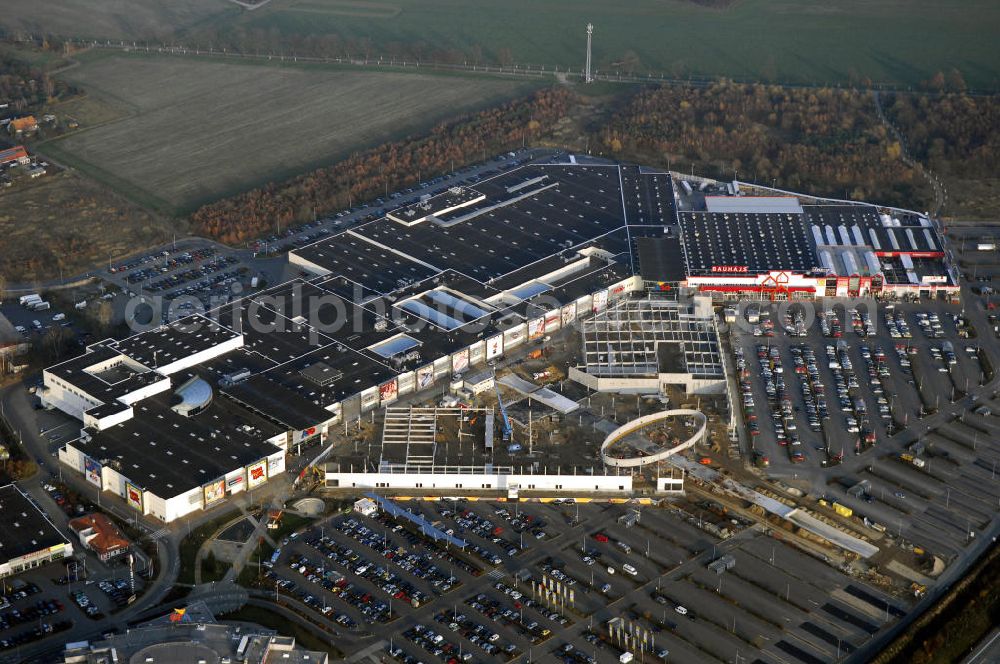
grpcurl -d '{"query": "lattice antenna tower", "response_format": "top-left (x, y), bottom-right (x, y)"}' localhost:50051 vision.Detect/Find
top-left (585, 23), bottom-right (594, 83)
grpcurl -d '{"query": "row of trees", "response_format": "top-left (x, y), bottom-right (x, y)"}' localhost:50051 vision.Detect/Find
top-left (191, 88), bottom-right (573, 243)
top-left (0, 52), bottom-right (75, 114)
top-left (885, 93), bottom-right (1000, 178)
top-left (186, 26), bottom-right (487, 68)
top-left (598, 81), bottom-right (927, 206)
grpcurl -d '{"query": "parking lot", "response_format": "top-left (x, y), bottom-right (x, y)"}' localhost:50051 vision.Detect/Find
top-left (102, 244), bottom-right (254, 310)
top-left (731, 299), bottom-right (984, 473)
top-left (0, 299), bottom-right (74, 346)
top-left (259, 497), bottom-right (910, 664)
top-left (0, 551), bottom-right (141, 655)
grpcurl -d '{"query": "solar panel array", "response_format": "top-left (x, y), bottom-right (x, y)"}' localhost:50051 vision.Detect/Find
top-left (679, 212), bottom-right (818, 276)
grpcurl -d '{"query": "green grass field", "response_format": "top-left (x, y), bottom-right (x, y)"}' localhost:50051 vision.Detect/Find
top-left (220, 0), bottom-right (1000, 89)
top-left (4, 0), bottom-right (996, 89)
top-left (0, 0), bottom-right (234, 41)
top-left (45, 54), bottom-right (534, 213)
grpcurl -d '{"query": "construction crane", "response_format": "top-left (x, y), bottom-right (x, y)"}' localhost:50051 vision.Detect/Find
top-left (493, 370), bottom-right (513, 442)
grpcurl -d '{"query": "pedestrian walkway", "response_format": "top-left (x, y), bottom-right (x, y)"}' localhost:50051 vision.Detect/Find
top-left (343, 640), bottom-right (389, 663)
top-left (148, 527), bottom-right (169, 541)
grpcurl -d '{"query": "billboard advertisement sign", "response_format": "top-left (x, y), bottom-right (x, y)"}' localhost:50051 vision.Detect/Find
top-left (125, 482), bottom-right (143, 512)
top-left (268, 454), bottom-right (285, 477)
top-left (592, 289), bottom-right (608, 313)
top-left (397, 372), bottom-right (414, 395)
top-left (544, 310), bottom-right (560, 332)
top-left (360, 387), bottom-right (379, 410)
top-left (504, 326), bottom-right (525, 349)
top-left (527, 318), bottom-right (544, 341)
top-left (247, 460), bottom-right (268, 489)
top-left (486, 334), bottom-right (503, 360)
top-left (561, 302), bottom-right (576, 327)
top-left (84, 456), bottom-right (102, 487)
top-left (226, 470), bottom-right (245, 493)
top-left (417, 364), bottom-right (434, 389)
top-left (203, 479), bottom-right (225, 505)
top-left (379, 378), bottom-right (398, 403)
top-left (293, 426), bottom-right (318, 444)
top-left (452, 349), bottom-right (469, 374)
top-left (469, 341), bottom-right (485, 365)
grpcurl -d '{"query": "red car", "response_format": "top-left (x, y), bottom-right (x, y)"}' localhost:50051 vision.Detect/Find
top-left (593, 533), bottom-right (609, 543)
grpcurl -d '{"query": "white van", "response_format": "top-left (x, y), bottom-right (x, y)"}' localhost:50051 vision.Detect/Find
top-left (622, 564), bottom-right (638, 576)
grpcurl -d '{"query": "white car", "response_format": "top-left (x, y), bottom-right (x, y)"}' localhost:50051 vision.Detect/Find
top-left (675, 605), bottom-right (688, 616)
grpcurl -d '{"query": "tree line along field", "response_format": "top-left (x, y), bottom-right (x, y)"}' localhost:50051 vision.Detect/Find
top-left (598, 82), bottom-right (932, 209)
top-left (181, 0), bottom-right (1000, 90)
top-left (44, 54), bottom-right (536, 213)
top-left (2, 0), bottom-right (997, 90)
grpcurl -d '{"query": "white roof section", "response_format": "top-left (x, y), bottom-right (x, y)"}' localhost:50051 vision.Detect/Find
top-left (497, 374), bottom-right (579, 414)
top-left (868, 228), bottom-right (882, 250)
top-left (819, 250), bottom-right (835, 272)
top-left (369, 333), bottom-right (420, 359)
top-left (923, 229), bottom-right (937, 250)
top-left (841, 251), bottom-right (859, 276)
top-left (838, 225), bottom-right (852, 246)
top-left (887, 230), bottom-right (901, 251)
top-left (864, 251), bottom-right (881, 276)
top-left (704, 196), bottom-right (803, 215)
top-left (825, 225), bottom-right (838, 245)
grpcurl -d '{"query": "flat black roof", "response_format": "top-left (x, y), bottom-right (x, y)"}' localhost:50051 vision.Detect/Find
top-left (679, 210), bottom-right (818, 276)
top-left (299, 164), bottom-right (628, 285)
top-left (78, 391), bottom-right (282, 497)
top-left (292, 230), bottom-right (439, 295)
top-left (112, 315), bottom-right (240, 369)
top-left (637, 235), bottom-right (687, 283)
top-left (45, 341), bottom-right (162, 403)
top-left (620, 166), bottom-right (677, 226)
top-left (387, 186), bottom-right (483, 224)
top-left (222, 373), bottom-right (335, 431)
top-left (212, 285), bottom-right (335, 368)
top-left (0, 484), bottom-right (70, 561)
top-left (256, 345), bottom-right (397, 405)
